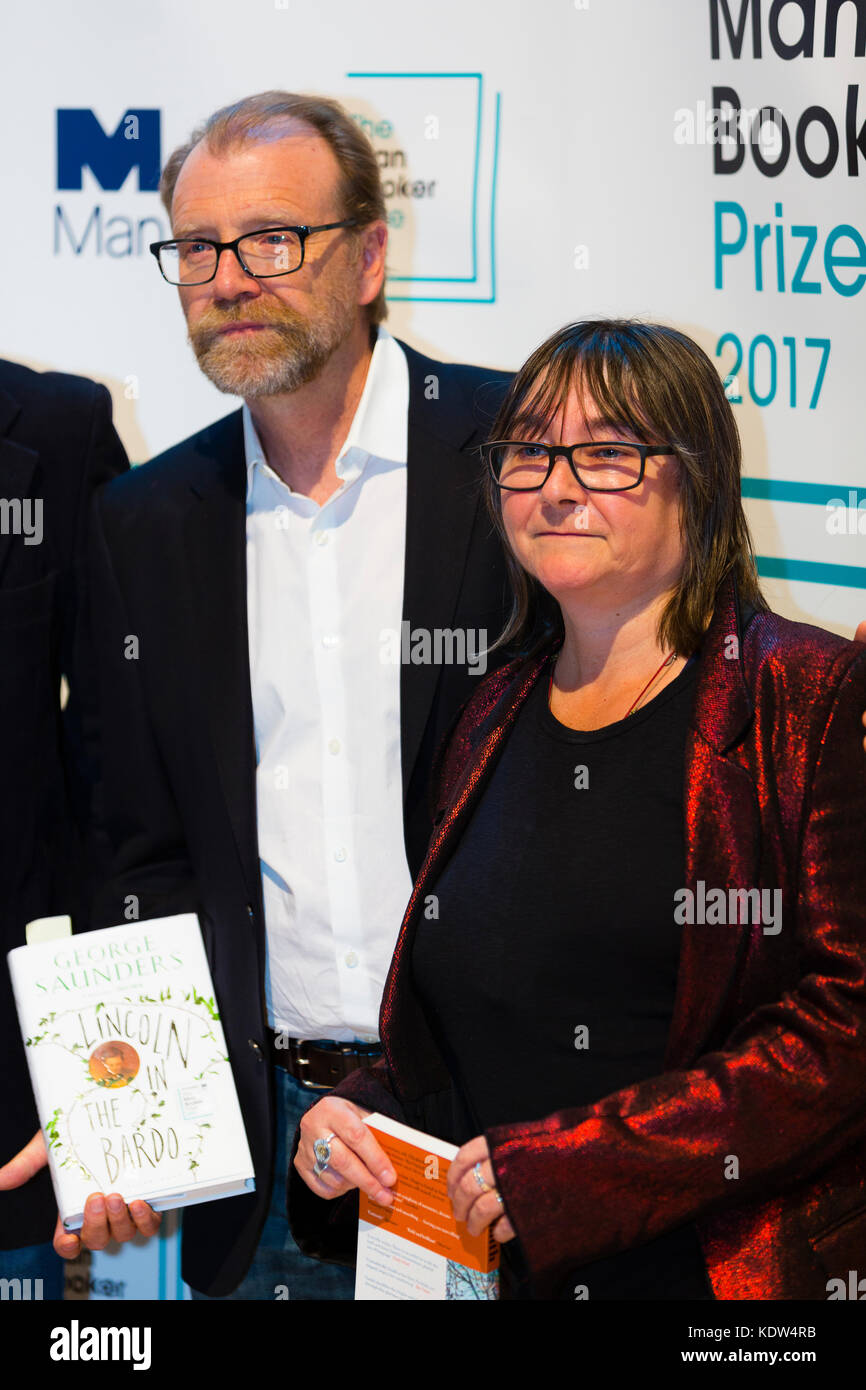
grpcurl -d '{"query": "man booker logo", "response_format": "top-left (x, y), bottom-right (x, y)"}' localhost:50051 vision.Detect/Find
top-left (55, 108), bottom-right (166, 259)
top-left (50, 1320), bottom-right (151, 1371)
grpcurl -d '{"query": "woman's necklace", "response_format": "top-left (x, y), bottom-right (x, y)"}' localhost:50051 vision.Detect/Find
top-left (623, 651), bottom-right (678, 716)
top-left (548, 651), bottom-right (679, 720)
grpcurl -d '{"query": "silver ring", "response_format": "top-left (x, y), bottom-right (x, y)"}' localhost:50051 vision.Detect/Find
top-left (494, 1191), bottom-right (504, 1207)
top-left (473, 1161), bottom-right (491, 1193)
top-left (313, 1132), bottom-right (336, 1174)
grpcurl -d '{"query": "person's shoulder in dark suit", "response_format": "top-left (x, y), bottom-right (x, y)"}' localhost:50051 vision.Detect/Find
top-left (96, 407), bottom-right (243, 537)
top-left (0, 355), bottom-right (129, 822)
top-left (399, 339), bottom-right (512, 442)
top-left (0, 357), bottom-right (128, 1256)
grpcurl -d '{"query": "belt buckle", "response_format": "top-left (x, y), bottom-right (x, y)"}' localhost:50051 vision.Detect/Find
top-left (292, 1039), bottom-right (336, 1092)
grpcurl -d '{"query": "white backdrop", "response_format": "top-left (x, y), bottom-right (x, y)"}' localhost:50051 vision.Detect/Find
top-left (1, 0), bottom-right (863, 1296)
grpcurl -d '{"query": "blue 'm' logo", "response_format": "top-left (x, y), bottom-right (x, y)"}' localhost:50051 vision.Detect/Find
top-left (56, 109), bottom-right (161, 191)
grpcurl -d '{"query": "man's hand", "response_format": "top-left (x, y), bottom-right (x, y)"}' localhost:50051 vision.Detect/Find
top-left (448, 1136), bottom-right (516, 1243)
top-left (854, 622), bottom-right (866, 644)
top-left (295, 1096), bottom-right (396, 1205)
top-left (54, 1193), bottom-right (162, 1259)
top-left (0, 1128), bottom-right (161, 1258)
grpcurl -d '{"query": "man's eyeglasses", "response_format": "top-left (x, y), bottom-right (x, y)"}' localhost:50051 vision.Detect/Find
top-left (482, 441), bottom-right (676, 492)
top-left (149, 220), bottom-right (359, 286)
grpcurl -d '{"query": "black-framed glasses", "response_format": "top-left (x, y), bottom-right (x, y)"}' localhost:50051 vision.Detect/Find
top-left (482, 440), bottom-right (676, 492)
top-left (149, 220), bottom-right (359, 286)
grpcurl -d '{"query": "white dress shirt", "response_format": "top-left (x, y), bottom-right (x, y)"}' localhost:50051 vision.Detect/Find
top-left (245, 327), bottom-right (413, 1041)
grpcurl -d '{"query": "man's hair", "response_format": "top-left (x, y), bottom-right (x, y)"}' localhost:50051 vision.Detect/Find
top-left (160, 90), bottom-right (388, 324)
top-left (484, 319), bottom-right (767, 656)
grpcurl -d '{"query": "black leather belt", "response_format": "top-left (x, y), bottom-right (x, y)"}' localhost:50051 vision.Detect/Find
top-left (269, 1033), bottom-right (383, 1090)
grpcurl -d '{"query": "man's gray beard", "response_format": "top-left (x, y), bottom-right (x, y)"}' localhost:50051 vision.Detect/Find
top-left (190, 311), bottom-right (354, 399)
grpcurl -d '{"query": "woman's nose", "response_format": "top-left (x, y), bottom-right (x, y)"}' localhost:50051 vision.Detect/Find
top-left (540, 451), bottom-right (589, 504)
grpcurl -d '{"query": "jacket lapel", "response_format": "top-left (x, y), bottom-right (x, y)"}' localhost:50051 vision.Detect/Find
top-left (180, 412), bottom-right (262, 912)
top-left (664, 575), bottom-right (760, 1068)
top-left (399, 342), bottom-right (491, 800)
top-left (384, 655), bottom-right (551, 1099)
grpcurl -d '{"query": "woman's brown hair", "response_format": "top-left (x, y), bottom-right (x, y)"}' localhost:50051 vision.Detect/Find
top-left (485, 319), bottom-right (767, 656)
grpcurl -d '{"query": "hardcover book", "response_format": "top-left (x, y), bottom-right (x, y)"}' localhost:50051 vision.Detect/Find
top-left (8, 913), bottom-right (255, 1230)
top-left (355, 1113), bottom-right (500, 1300)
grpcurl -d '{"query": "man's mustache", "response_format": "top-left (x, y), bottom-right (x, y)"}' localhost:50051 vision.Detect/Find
top-left (191, 302), bottom-right (306, 347)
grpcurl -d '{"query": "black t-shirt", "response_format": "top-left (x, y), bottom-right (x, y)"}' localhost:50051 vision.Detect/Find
top-left (412, 654), bottom-right (713, 1299)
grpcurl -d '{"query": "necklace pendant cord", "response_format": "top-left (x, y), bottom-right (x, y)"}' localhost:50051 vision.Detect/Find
top-left (548, 651), bottom-right (678, 718)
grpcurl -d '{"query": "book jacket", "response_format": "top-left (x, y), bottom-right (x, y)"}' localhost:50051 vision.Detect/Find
top-left (8, 913), bottom-right (255, 1228)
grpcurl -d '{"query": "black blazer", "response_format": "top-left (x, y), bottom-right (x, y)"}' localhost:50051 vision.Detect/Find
top-left (0, 360), bottom-right (128, 1249)
top-left (89, 341), bottom-right (513, 1295)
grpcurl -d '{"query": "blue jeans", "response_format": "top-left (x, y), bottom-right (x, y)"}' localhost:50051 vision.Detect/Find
top-left (191, 1066), bottom-right (355, 1300)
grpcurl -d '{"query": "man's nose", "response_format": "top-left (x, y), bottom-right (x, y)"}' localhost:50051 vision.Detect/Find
top-left (210, 246), bottom-right (261, 302)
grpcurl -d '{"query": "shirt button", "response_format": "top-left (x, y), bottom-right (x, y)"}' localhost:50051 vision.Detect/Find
top-left (334, 846), bottom-right (347, 863)
top-left (345, 951), bottom-right (359, 969)
top-left (328, 738), bottom-right (341, 755)
top-left (321, 634), bottom-right (339, 649)
top-left (314, 530), bottom-right (329, 547)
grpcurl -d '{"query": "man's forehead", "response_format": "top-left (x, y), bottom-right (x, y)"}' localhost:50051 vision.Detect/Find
top-left (172, 126), bottom-right (341, 219)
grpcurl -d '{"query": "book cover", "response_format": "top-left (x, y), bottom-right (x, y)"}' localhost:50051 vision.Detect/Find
top-left (355, 1114), bottom-right (499, 1300)
top-left (8, 913), bottom-right (255, 1229)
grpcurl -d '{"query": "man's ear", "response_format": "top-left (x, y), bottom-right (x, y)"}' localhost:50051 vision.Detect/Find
top-left (357, 220), bottom-right (387, 308)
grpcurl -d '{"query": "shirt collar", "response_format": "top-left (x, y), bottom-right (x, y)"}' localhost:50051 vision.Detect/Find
top-left (244, 326), bottom-right (408, 499)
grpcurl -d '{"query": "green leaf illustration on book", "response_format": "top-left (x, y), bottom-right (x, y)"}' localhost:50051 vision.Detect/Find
top-left (184, 987), bottom-right (220, 1021)
top-left (10, 913), bottom-right (255, 1223)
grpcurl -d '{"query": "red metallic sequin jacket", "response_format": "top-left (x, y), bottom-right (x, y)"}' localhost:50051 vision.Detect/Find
top-left (289, 575), bottom-right (866, 1299)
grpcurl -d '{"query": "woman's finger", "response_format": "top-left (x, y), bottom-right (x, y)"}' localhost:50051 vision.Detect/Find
top-left (465, 1189), bottom-right (510, 1239)
top-left (296, 1099), bottom-right (396, 1202)
top-left (310, 1134), bottom-right (395, 1206)
top-left (452, 1156), bottom-right (497, 1224)
top-left (492, 1214), bottom-right (516, 1243)
top-left (447, 1136), bottom-right (490, 1211)
top-left (300, 1098), bottom-right (396, 1184)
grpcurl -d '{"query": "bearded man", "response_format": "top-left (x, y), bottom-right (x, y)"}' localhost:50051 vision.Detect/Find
top-left (37, 91), bottom-right (512, 1299)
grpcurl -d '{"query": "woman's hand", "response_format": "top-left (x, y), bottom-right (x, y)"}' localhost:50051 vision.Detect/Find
top-left (294, 1097), bottom-right (397, 1205)
top-left (448, 1136), bottom-right (516, 1243)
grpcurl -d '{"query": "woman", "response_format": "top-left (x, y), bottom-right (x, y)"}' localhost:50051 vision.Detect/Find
top-left (289, 320), bottom-right (866, 1300)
